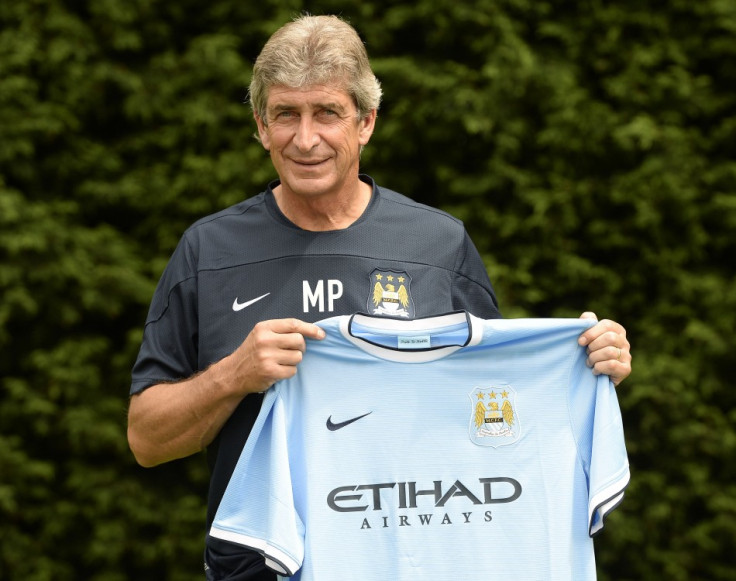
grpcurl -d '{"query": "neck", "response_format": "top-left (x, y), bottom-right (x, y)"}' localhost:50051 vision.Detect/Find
top-left (273, 178), bottom-right (372, 231)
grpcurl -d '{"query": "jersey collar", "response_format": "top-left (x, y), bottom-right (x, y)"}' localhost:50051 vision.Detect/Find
top-left (340, 311), bottom-right (483, 362)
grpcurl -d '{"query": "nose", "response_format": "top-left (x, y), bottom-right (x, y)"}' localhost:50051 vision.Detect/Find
top-left (293, 115), bottom-right (320, 152)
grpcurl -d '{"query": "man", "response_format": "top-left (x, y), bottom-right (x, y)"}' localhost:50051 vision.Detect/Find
top-left (128, 15), bottom-right (632, 580)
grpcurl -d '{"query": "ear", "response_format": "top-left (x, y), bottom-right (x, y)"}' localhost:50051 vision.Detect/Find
top-left (254, 113), bottom-right (271, 150)
top-left (358, 109), bottom-right (377, 146)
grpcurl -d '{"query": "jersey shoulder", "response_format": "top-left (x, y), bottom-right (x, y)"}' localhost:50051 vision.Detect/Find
top-left (186, 192), bottom-right (269, 234)
top-left (376, 186), bottom-right (464, 227)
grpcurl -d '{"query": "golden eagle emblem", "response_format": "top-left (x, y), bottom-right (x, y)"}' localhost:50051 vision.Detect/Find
top-left (469, 386), bottom-right (521, 447)
top-left (367, 269), bottom-right (415, 317)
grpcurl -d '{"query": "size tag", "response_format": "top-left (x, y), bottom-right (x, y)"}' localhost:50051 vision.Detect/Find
top-left (397, 335), bottom-right (431, 349)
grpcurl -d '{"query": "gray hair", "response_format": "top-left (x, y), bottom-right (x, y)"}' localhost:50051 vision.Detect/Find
top-left (249, 15), bottom-right (382, 121)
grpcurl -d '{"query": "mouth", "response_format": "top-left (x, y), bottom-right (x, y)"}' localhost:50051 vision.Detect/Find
top-left (292, 158), bottom-right (328, 167)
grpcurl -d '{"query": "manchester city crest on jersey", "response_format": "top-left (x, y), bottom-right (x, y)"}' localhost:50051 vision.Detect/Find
top-left (367, 269), bottom-right (415, 317)
top-left (468, 386), bottom-right (520, 447)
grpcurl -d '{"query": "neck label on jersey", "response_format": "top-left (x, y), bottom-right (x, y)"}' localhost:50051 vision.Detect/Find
top-left (397, 335), bottom-right (431, 349)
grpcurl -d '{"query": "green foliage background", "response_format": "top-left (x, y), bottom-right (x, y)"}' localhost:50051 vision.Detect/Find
top-left (1, 0), bottom-right (734, 579)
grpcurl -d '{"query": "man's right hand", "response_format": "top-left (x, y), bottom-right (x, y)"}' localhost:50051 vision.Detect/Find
top-left (227, 318), bottom-right (327, 395)
top-left (127, 318), bottom-right (325, 467)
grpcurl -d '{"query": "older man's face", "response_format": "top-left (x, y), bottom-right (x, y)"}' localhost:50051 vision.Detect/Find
top-left (255, 84), bottom-right (376, 201)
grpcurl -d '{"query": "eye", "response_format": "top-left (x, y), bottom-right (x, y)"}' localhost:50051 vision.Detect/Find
top-left (318, 108), bottom-right (340, 121)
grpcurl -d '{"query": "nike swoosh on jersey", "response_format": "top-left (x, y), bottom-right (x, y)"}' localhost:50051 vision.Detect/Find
top-left (232, 293), bottom-right (271, 312)
top-left (326, 412), bottom-right (372, 431)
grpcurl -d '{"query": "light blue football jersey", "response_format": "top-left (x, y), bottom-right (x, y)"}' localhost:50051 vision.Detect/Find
top-left (210, 313), bottom-right (630, 580)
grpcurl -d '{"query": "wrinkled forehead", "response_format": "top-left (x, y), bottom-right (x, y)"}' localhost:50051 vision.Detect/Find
top-left (265, 83), bottom-right (358, 113)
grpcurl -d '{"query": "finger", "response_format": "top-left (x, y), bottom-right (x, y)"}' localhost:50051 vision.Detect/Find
top-left (587, 344), bottom-right (632, 387)
top-left (585, 331), bottom-right (630, 357)
top-left (266, 318), bottom-right (326, 340)
top-left (578, 318), bottom-right (625, 347)
top-left (249, 319), bottom-right (324, 353)
top-left (589, 358), bottom-right (632, 386)
top-left (270, 354), bottom-right (305, 380)
top-left (587, 344), bottom-right (629, 365)
top-left (240, 338), bottom-right (306, 392)
top-left (585, 330), bottom-right (631, 370)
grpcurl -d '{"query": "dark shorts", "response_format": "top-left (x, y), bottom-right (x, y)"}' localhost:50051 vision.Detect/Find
top-left (204, 536), bottom-right (276, 581)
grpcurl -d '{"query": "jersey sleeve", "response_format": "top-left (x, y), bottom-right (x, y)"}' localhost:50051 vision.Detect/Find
top-left (570, 363), bottom-right (631, 537)
top-left (586, 375), bottom-right (630, 536)
top-left (130, 234), bottom-right (200, 394)
top-left (451, 230), bottom-right (502, 319)
top-left (209, 389), bottom-right (305, 576)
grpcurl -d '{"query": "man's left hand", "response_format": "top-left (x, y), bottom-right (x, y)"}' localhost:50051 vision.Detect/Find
top-left (577, 312), bottom-right (631, 386)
